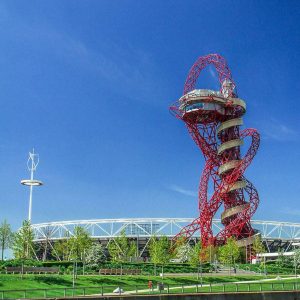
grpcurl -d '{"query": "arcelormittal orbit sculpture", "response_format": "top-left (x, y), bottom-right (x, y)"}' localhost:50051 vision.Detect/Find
top-left (170, 54), bottom-right (260, 247)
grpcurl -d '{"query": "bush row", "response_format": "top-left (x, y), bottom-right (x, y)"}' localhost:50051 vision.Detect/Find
top-left (238, 263), bottom-right (295, 274)
top-left (0, 260), bottom-right (211, 274)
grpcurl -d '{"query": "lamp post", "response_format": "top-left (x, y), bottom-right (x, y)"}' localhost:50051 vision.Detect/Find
top-left (200, 260), bottom-right (203, 287)
top-left (21, 149), bottom-right (43, 222)
top-left (264, 255), bottom-right (266, 277)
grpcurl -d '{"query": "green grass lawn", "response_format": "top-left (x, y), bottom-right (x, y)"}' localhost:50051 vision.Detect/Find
top-left (138, 278), bottom-right (300, 295)
top-left (0, 274), bottom-right (286, 299)
top-left (0, 274), bottom-right (271, 289)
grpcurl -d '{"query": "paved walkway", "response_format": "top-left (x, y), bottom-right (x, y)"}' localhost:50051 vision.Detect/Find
top-left (106, 275), bottom-right (300, 296)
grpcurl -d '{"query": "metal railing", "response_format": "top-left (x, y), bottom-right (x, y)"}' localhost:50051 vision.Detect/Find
top-left (0, 281), bottom-right (299, 299)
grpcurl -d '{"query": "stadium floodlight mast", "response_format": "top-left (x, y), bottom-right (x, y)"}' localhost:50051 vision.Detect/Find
top-left (21, 149), bottom-right (43, 222)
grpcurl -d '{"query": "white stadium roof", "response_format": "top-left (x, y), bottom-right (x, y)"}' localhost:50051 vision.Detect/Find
top-left (31, 218), bottom-right (300, 242)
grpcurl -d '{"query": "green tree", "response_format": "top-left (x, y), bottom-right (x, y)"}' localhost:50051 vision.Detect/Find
top-left (188, 242), bottom-right (209, 282)
top-left (108, 230), bottom-right (137, 262)
top-left (52, 237), bottom-right (72, 261)
top-left (206, 244), bottom-right (218, 264)
top-left (294, 249), bottom-right (300, 267)
top-left (149, 236), bottom-right (170, 276)
top-left (68, 227), bottom-right (92, 276)
top-left (189, 242), bottom-right (202, 267)
top-left (85, 243), bottom-right (106, 268)
top-left (0, 220), bottom-right (13, 260)
top-left (13, 220), bottom-right (35, 260)
top-left (107, 241), bottom-right (122, 262)
top-left (218, 237), bottom-right (239, 270)
top-left (277, 250), bottom-right (291, 267)
top-left (69, 226), bottom-right (92, 261)
top-left (252, 235), bottom-right (266, 270)
top-left (128, 241), bottom-right (138, 260)
top-left (293, 248), bottom-right (300, 276)
top-left (252, 235), bottom-right (265, 257)
top-left (40, 227), bottom-right (53, 261)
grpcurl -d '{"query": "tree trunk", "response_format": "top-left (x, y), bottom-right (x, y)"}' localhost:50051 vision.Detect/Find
top-left (21, 261), bottom-right (24, 280)
top-left (83, 256), bottom-right (85, 275)
top-left (1, 237), bottom-right (5, 260)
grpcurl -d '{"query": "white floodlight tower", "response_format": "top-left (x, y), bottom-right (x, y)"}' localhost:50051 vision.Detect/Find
top-left (21, 149), bottom-right (43, 222)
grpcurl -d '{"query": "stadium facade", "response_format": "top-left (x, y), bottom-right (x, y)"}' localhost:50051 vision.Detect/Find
top-left (32, 218), bottom-right (300, 259)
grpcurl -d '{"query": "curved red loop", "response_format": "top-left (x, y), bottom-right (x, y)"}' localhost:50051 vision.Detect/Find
top-left (183, 54), bottom-right (235, 96)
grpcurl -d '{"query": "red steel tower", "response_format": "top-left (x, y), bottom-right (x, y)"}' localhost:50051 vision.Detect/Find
top-left (170, 54), bottom-right (260, 247)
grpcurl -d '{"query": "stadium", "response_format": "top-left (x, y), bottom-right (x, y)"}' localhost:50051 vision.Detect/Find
top-left (31, 218), bottom-right (300, 259)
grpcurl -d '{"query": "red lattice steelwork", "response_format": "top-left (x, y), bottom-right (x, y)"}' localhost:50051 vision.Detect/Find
top-left (170, 54), bottom-right (260, 247)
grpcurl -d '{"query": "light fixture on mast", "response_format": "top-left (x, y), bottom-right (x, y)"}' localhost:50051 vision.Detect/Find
top-left (21, 149), bottom-right (43, 222)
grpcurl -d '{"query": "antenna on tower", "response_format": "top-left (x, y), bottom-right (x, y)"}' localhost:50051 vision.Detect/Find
top-left (21, 149), bottom-right (43, 222)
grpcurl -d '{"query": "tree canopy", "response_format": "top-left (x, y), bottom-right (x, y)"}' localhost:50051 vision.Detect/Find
top-left (218, 237), bottom-right (239, 266)
top-left (0, 220), bottom-right (13, 260)
top-left (252, 235), bottom-right (265, 256)
top-left (13, 220), bottom-right (35, 260)
top-left (69, 226), bottom-right (92, 261)
top-left (107, 230), bottom-right (137, 262)
top-left (149, 235), bottom-right (170, 265)
top-left (85, 243), bottom-right (106, 268)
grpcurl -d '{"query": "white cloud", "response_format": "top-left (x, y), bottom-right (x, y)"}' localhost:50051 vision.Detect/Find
top-left (168, 184), bottom-right (197, 197)
top-left (208, 66), bottom-right (217, 79)
top-left (260, 119), bottom-right (298, 142)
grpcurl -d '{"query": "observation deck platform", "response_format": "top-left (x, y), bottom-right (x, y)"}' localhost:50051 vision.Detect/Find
top-left (178, 89), bottom-right (246, 120)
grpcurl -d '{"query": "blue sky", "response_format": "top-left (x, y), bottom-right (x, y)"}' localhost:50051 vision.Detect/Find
top-left (0, 0), bottom-right (299, 230)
